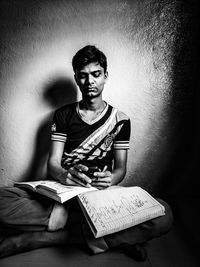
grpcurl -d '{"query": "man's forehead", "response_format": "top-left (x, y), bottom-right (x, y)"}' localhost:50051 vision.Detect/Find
top-left (77, 62), bottom-right (103, 73)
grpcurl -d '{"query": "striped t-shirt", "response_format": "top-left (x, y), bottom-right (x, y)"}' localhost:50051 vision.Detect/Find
top-left (51, 102), bottom-right (131, 172)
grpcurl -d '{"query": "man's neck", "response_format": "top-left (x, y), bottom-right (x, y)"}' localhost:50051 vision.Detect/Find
top-left (78, 98), bottom-right (107, 124)
top-left (80, 97), bottom-right (105, 112)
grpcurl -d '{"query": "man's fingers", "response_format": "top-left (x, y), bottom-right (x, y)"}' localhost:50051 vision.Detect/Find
top-left (74, 164), bottom-right (88, 172)
top-left (91, 177), bottom-right (111, 188)
top-left (66, 177), bottom-right (78, 186)
top-left (93, 170), bottom-right (111, 178)
top-left (91, 182), bottom-right (111, 189)
top-left (68, 167), bottom-right (91, 184)
top-left (92, 177), bottom-right (111, 182)
top-left (91, 181), bottom-right (111, 186)
top-left (66, 176), bottom-right (91, 188)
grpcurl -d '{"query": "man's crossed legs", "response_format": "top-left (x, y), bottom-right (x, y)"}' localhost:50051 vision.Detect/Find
top-left (0, 187), bottom-right (173, 261)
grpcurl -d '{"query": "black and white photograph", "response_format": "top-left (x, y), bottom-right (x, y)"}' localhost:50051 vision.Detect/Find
top-left (0, 0), bottom-right (199, 266)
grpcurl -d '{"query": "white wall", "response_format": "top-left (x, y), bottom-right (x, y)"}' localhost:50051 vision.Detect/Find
top-left (0, 0), bottom-right (193, 192)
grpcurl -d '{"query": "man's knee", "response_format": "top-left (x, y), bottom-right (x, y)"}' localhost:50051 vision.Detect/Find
top-left (152, 198), bottom-right (173, 236)
top-left (0, 187), bottom-right (24, 225)
top-left (159, 199), bottom-right (173, 229)
top-left (136, 198), bottom-right (173, 242)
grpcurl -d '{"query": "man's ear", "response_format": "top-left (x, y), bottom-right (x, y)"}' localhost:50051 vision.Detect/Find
top-left (104, 71), bottom-right (108, 81)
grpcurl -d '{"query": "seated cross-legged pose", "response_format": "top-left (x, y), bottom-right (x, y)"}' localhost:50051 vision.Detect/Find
top-left (0, 45), bottom-right (173, 261)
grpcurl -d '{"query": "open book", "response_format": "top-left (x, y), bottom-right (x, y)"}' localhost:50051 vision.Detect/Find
top-left (14, 180), bottom-right (97, 203)
top-left (15, 181), bottom-right (165, 238)
top-left (77, 186), bottom-right (165, 238)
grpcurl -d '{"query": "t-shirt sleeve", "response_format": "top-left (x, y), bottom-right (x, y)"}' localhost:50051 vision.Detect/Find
top-left (51, 109), bottom-right (67, 143)
top-left (113, 119), bottom-right (131, 150)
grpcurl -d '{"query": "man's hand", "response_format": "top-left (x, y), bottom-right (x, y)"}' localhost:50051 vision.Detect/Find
top-left (58, 164), bottom-right (92, 188)
top-left (91, 167), bottom-right (113, 189)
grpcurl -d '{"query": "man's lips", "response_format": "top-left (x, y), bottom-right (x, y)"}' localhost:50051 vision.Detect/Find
top-left (85, 87), bottom-right (96, 91)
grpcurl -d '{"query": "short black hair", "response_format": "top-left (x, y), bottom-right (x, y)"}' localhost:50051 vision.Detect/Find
top-left (72, 45), bottom-right (107, 73)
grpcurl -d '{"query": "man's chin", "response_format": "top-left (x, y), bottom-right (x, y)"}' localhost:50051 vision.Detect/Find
top-left (85, 92), bottom-right (99, 98)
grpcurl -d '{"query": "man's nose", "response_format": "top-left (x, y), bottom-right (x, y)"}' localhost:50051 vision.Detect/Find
top-left (86, 75), bottom-right (94, 85)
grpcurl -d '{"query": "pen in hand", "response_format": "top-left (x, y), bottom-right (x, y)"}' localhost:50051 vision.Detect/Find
top-left (93, 165), bottom-right (108, 180)
top-left (79, 166), bottom-right (108, 187)
top-left (102, 166), bottom-right (108, 172)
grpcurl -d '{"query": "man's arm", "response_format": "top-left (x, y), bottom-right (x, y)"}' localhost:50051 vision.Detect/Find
top-left (112, 149), bottom-right (128, 185)
top-left (91, 149), bottom-right (128, 189)
top-left (47, 141), bottom-right (66, 184)
top-left (47, 141), bottom-right (92, 187)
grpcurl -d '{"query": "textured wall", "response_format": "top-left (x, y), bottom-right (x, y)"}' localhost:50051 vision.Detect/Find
top-left (0, 0), bottom-right (198, 195)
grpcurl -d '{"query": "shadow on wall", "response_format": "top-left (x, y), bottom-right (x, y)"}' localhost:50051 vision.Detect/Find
top-left (22, 78), bottom-right (78, 181)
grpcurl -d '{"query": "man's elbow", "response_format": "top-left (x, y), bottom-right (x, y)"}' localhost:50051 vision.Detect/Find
top-left (114, 167), bottom-right (127, 185)
top-left (47, 158), bottom-right (58, 178)
top-left (47, 159), bottom-right (53, 178)
top-left (121, 167), bottom-right (127, 181)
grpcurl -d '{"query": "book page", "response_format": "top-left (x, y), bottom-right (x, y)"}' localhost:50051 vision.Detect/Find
top-left (37, 181), bottom-right (74, 193)
top-left (15, 180), bottom-right (81, 194)
top-left (38, 182), bottom-right (97, 194)
top-left (37, 184), bottom-right (98, 203)
top-left (14, 181), bottom-right (48, 191)
top-left (15, 180), bottom-right (98, 203)
top-left (78, 186), bottom-right (165, 238)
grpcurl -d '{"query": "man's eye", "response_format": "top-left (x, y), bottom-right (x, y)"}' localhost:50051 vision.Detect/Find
top-left (78, 74), bottom-right (86, 79)
top-left (93, 72), bottom-right (101, 78)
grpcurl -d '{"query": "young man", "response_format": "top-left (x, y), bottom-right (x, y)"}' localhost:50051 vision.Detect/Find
top-left (0, 45), bottom-right (173, 261)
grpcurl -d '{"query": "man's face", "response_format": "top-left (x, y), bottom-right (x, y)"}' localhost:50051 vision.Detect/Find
top-left (75, 62), bottom-right (108, 99)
